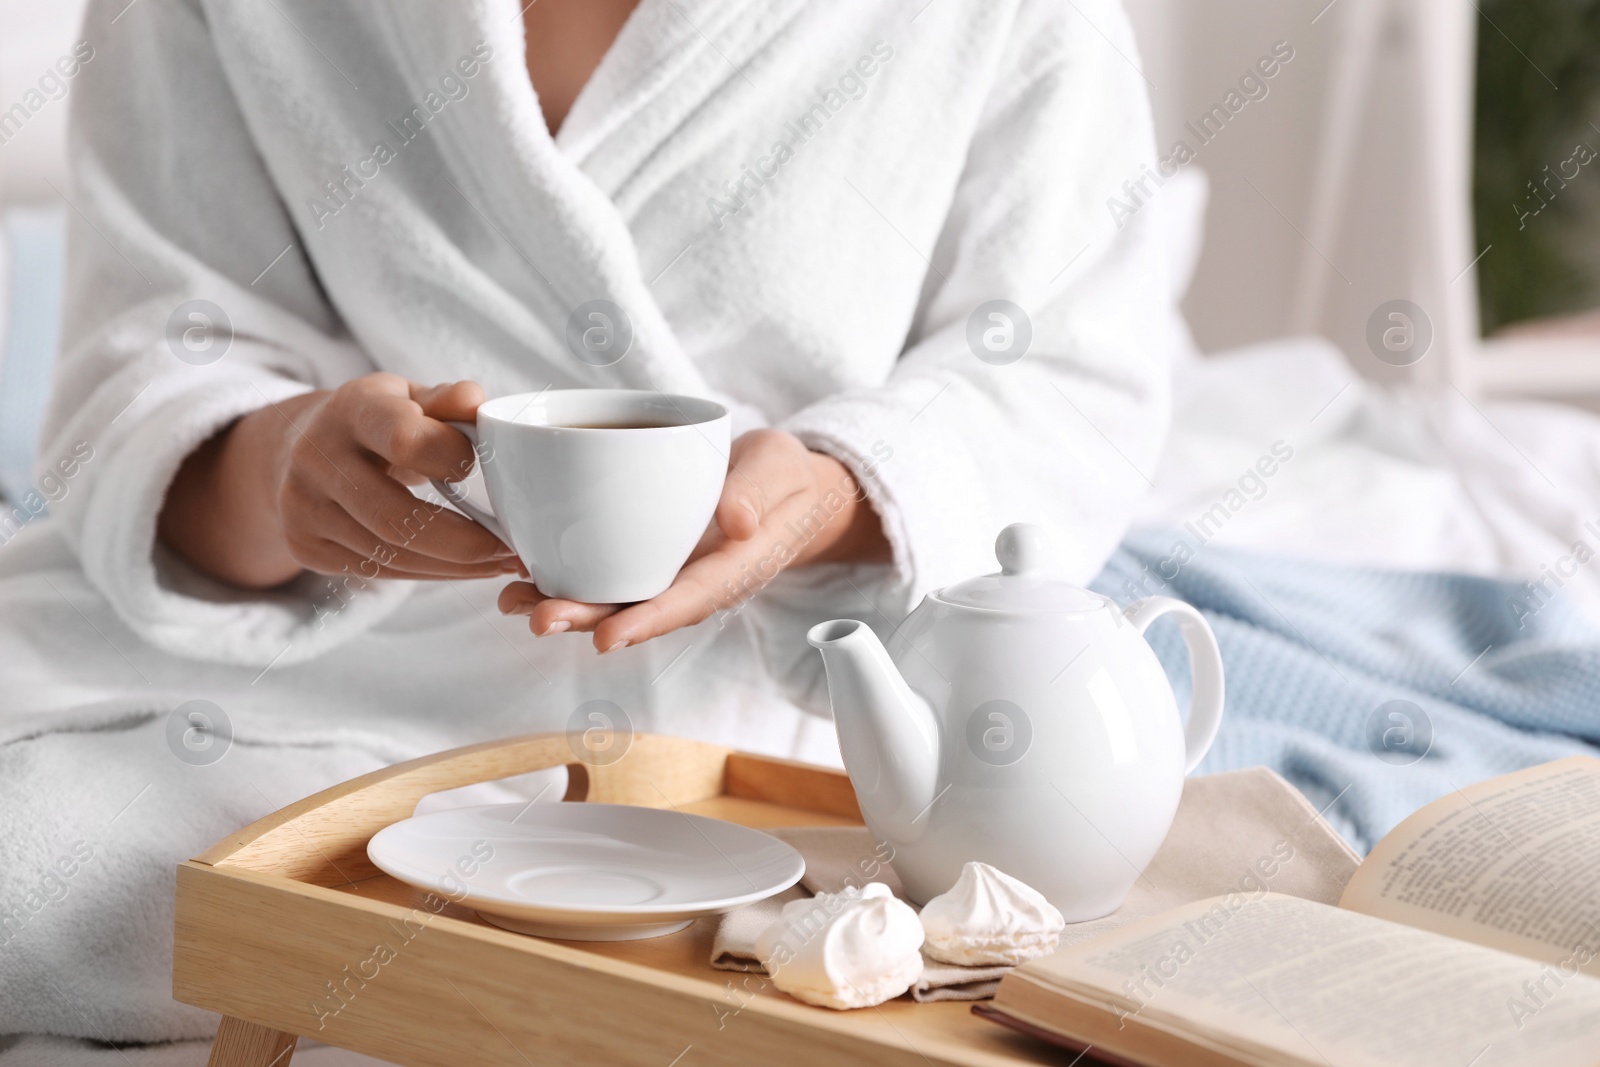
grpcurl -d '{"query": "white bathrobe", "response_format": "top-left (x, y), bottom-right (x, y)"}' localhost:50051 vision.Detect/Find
top-left (0, 0), bottom-right (1174, 1043)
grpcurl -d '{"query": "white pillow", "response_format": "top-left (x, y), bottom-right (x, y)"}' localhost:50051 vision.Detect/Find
top-left (1156, 166), bottom-right (1209, 305)
top-left (1143, 166), bottom-right (1210, 365)
top-left (0, 207), bottom-right (68, 502)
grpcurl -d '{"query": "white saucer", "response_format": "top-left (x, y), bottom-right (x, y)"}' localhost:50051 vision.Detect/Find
top-left (367, 802), bottom-right (805, 941)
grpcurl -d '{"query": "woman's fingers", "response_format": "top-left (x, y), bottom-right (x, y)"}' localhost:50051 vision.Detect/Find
top-left (713, 484), bottom-right (762, 542)
top-left (341, 375), bottom-right (482, 483)
top-left (259, 372), bottom-right (518, 586)
top-left (290, 497), bottom-right (516, 579)
top-left (498, 582), bottom-right (623, 635)
top-left (319, 452), bottom-right (511, 565)
top-left (588, 576), bottom-right (722, 651)
top-left (589, 519), bottom-right (798, 649)
top-left (499, 571), bottom-right (721, 648)
top-left (713, 429), bottom-right (805, 541)
top-left (292, 537), bottom-right (510, 582)
top-left (410, 379), bottom-right (486, 423)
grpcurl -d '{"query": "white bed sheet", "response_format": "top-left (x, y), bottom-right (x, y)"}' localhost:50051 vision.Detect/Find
top-left (1137, 336), bottom-right (1600, 625)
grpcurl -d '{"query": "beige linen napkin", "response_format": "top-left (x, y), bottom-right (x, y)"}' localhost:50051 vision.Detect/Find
top-left (1050, 764), bottom-right (1361, 948)
top-left (711, 767), bottom-right (1361, 1003)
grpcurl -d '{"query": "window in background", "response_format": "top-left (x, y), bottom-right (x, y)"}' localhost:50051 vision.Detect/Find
top-left (1473, 0), bottom-right (1600, 335)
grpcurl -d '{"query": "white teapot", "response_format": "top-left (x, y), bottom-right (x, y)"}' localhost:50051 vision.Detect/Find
top-left (807, 524), bottom-right (1224, 921)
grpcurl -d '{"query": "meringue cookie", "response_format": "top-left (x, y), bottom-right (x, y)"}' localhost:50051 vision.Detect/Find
top-left (918, 862), bottom-right (1066, 966)
top-left (755, 882), bottom-right (924, 1009)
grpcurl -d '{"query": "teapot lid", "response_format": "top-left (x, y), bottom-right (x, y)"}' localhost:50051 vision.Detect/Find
top-left (934, 524), bottom-right (1108, 613)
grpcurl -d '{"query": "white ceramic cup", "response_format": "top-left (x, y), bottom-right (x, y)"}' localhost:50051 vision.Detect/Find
top-left (431, 389), bottom-right (730, 604)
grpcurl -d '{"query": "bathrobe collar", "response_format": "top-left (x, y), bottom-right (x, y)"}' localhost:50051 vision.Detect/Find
top-left (375, 0), bottom-right (751, 415)
top-left (553, 0), bottom-right (716, 166)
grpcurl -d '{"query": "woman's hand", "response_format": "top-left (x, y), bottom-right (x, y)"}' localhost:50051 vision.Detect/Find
top-left (497, 428), bottom-right (890, 651)
top-left (160, 373), bottom-right (519, 588)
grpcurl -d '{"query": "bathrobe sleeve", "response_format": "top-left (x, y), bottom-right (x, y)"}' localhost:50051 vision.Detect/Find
top-left (37, 0), bottom-right (405, 666)
top-left (781, 0), bottom-right (1174, 606)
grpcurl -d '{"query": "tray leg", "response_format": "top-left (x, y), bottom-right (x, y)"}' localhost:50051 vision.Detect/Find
top-left (206, 1016), bottom-right (297, 1067)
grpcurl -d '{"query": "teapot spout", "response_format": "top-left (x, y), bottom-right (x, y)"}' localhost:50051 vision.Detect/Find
top-left (808, 619), bottom-right (941, 838)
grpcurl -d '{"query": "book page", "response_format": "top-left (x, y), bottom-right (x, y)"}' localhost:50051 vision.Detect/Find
top-left (994, 894), bottom-right (1600, 1067)
top-left (1341, 757), bottom-right (1600, 968)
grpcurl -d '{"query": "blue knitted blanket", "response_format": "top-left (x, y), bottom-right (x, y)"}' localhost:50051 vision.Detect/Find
top-left (1091, 530), bottom-right (1600, 852)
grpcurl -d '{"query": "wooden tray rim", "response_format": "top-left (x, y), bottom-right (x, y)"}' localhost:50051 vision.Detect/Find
top-left (171, 733), bottom-right (1045, 1066)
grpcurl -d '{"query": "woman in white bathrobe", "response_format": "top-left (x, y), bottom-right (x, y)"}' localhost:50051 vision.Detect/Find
top-left (0, 0), bottom-right (1175, 1042)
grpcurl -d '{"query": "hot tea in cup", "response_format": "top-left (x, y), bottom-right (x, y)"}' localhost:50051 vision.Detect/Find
top-left (433, 390), bottom-right (730, 604)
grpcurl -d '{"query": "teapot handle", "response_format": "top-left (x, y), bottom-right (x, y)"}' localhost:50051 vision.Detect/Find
top-left (1123, 597), bottom-right (1225, 775)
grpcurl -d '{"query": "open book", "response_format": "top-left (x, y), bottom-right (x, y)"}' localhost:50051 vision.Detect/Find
top-left (978, 757), bottom-right (1600, 1067)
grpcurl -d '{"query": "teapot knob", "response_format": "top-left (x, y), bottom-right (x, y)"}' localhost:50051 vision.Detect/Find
top-left (996, 523), bottom-right (1050, 576)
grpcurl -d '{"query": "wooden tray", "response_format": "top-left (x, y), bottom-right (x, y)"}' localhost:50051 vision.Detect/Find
top-left (173, 732), bottom-right (1067, 1067)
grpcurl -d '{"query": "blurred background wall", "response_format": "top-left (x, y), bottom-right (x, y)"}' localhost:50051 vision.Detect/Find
top-left (1123, 0), bottom-right (1479, 389)
top-left (0, 0), bottom-right (87, 205)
